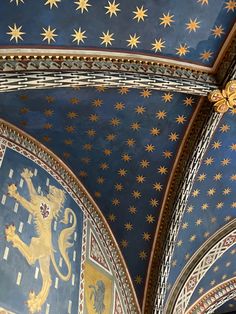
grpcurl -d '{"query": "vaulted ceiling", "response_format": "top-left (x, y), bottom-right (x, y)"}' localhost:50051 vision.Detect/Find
top-left (0, 0), bottom-right (236, 313)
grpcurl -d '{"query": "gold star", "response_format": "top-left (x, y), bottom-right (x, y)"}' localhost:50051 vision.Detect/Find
top-left (214, 173), bottom-right (222, 181)
top-left (212, 141), bottom-right (221, 149)
top-left (182, 222), bottom-right (188, 229)
top-left (83, 143), bottom-right (92, 151)
top-left (197, 0), bottom-right (208, 4)
top-left (41, 26), bottom-right (57, 44)
top-left (221, 158), bottom-right (231, 166)
top-left (136, 175), bottom-right (145, 183)
top-left (223, 187), bottom-right (231, 195)
top-left (187, 206), bottom-right (193, 213)
top-left (220, 124), bottom-right (230, 132)
top-left (100, 30), bottom-right (114, 47)
top-left (89, 114), bottom-right (99, 122)
top-left (160, 12), bottom-right (174, 27)
top-left (153, 182), bottom-right (162, 191)
top-left (145, 144), bottom-right (155, 152)
top-left (92, 99), bottom-right (103, 107)
top-left (156, 110), bottom-right (167, 119)
top-left (67, 111), bottom-right (78, 119)
top-left (230, 143), bottom-right (236, 151)
top-left (108, 213), bottom-right (116, 222)
top-left (208, 188), bottom-right (216, 196)
top-left (96, 86), bottom-right (106, 92)
top-left (231, 202), bottom-right (236, 208)
top-left (43, 123), bottom-right (53, 129)
top-left (112, 198), bottom-right (120, 206)
top-left (186, 18), bottom-right (200, 32)
top-left (201, 203), bottom-right (208, 210)
top-left (129, 206), bottom-right (137, 214)
top-left (127, 34), bottom-right (140, 49)
top-left (133, 6), bottom-right (148, 22)
top-left (141, 89), bottom-right (152, 98)
top-left (105, 0), bottom-right (120, 17)
top-left (10, 0), bottom-right (24, 5)
top-left (176, 115), bottom-right (186, 124)
top-left (211, 217), bottom-right (217, 224)
top-left (81, 157), bottom-right (90, 164)
top-left (124, 222), bottom-right (133, 231)
top-left (217, 202), bottom-right (224, 209)
top-left (97, 176), bottom-right (105, 184)
top-left (106, 133), bottom-right (116, 141)
top-left (146, 214), bottom-right (155, 223)
top-left (184, 96), bottom-right (194, 106)
top-left (143, 232), bottom-right (151, 241)
top-left (200, 50), bottom-right (213, 61)
top-left (44, 109), bottom-right (54, 116)
top-left (132, 190), bottom-right (141, 199)
top-left (72, 28), bottom-right (87, 45)
top-left (135, 275), bottom-right (142, 284)
top-left (122, 153), bottom-right (132, 162)
top-left (70, 97), bottom-right (79, 104)
top-left (114, 183), bottom-right (123, 191)
top-left (197, 173), bottom-right (206, 181)
top-left (103, 148), bottom-right (112, 156)
top-left (87, 129), bottom-right (96, 137)
top-left (140, 160), bottom-right (150, 168)
top-left (110, 117), bottom-right (120, 126)
top-left (115, 102), bottom-right (125, 110)
top-left (190, 235), bottom-right (197, 242)
top-left (100, 162), bottom-right (109, 170)
top-left (163, 150), bottom-right (172, 158)
top-left (158, 166), bottom-right (168, 175)
top-left (150, 128), bottom-right (160, 136)
top-left (135, 106), bottom-right (146, 114)
top-left (176, 43), bottom-right (189, 56)
top-left (131, 122), bottom-right (140, 131)
top-left (118, 168), bottom-right (127, 176)
top-left (119, 87), bottom-right (129, 94)
top-left (139, 250), bottom-right (147, 260)
top-left (169, 132), bottom-right (179, 141)
top-left (177, 240), bottom-right (183, 247)
top-left (192, 189), bottom-right (200, 197)
top-left (211, 25), bottom-right (225, 38)
top-left (126, 138), bottom-right (136, 147)
top-left (7, 24), bottom-right (25, 43)
top-left (231, 174), bottom-right (236, 181)
top-left (75, 0), bottom-right (91, 13)
top-left (195, 219), bottom-right (202, 226)
top-left (45, 0), bottom-right (61, 9)
top-left (162, 92), bottom-right (173, 102)
top-left (150, 198), bottom-right (159, 207)
top-left (152, 38), bottom-right (165, 52)
top-left (225, 0), bottom-right (236, 12)
top-left (204, 157), bottom-right (214, 165)
top-left (120, 239), bottom-right (128, 248)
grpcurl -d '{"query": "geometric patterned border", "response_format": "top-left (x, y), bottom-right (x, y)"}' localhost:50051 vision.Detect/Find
top-left (173, 226), bottom-right (236, 313)
top-left (186, 277), bottom-right (236, 314)
top-left (0, 70), bottom-right (218, 95)
top-left (0, 119), bottom-right (140, 314)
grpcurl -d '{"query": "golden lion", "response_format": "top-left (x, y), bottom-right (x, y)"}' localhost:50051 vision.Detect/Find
top-left (5, 168), bottom-right (77, 313)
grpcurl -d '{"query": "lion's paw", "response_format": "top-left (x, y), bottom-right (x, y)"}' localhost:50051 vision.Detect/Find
top-left (21, 168), bottom-right (33, 180)
top-left (5, 225), bottom-right (16, 243)
top-left (8, 184), bottom-right (18, 198)
top-left (27, 291), bottom-right (42, 313)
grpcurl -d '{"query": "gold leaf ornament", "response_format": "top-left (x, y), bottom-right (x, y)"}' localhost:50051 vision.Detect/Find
top-left (208, 80), bottom-right (236, 113)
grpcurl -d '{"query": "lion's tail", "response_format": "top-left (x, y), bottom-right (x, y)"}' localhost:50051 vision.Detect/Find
top-left (51, 208), bottom-right (77, 281)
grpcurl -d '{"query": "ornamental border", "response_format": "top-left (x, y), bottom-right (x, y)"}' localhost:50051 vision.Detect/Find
top-left (0, 119), bottom-right (140, 314)
top-left (186, 277), bottom-right (236, 314)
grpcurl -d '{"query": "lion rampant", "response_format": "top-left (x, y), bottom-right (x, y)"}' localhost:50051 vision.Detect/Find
top-left (5, 168), bottom-right (77, 313)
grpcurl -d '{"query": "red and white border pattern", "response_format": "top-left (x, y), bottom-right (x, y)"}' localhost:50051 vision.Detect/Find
top-left (173, 229), bottom-right (236, 313)
top-left (186, 277), bottom-right (236, 314)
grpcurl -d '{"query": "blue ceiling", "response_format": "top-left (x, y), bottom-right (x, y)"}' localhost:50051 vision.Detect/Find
top-left (166, 109), bottom-right (236, 308)
top-left (0, 87), bottom-right (198, 304)
top-left (1, 0), bottom-right (235, 66)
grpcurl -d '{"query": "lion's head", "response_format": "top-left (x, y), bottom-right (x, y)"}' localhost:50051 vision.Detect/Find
top-left (47, 185), bottom-right (66, 217)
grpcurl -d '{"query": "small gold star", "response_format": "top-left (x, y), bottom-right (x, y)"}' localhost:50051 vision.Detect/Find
top-left (110, 118), bottom-right (121, 126)
top-left (141, 89), bottom-right (152, 98)
top-left (220, 124), bottom-right (230, 132)
top-left (127, 33), bottom-right (140, 49)
top-left (197, 0), bottom-right (208, 4)
top-left (131, 122), bottom-right (140, 131)
top-left (211, 25), bottom-right (225, 38)
top-left (7, 24), bottom-right (25, 43)
top-left (200, 50), bottom-right (213, 61)
top-left (72, 28), bottom-right (87, 45)
top-left (150, 198), bottom-right (159, 207)
top-left (145, 144), bottom-right (155, 152)
top-left (176, 43), bottom-right (189, 56)
top-left (192, 189), bottom-right (200, 197)
top-left (204, 157), bottom-right (214, 165)
top-left (100, 163), bottom-right (109, 170)
top-left (129, 206), bottom-right (137, 214)
top-left (106, 133), bottom-right (116, 141)
top-left (135, 106), bottom-right (146, 114)
top-left (146, 214), bottom-right (155, 223)
top-left (197, 173), bottom-right (206, 181)
top-left (214, 173), bottom-right (222, 181)
top-left (132, 190), bottom-right (141, 199)
top-left (122, 153), bottom-right (132, 162)
top-left (184, 96), bottom-right (194, 106)
top-left (124, 222), bottom-right (133, 231)
top-left (150, 128), bottom-right (160, 136)
top-left (162, 92), bottom-right (173, 102)
top-left (208, 188), bottom-right (216, 196)
top-left (118, 168), bottom-right (127, 176)
top-left (139, 250), bottom-right (147, 260)
top-left (135, 275), bottom-right (142, 284)
top-left (163, 150), bottom-right (172, 158)
top-left (87, 129), bottom-right (96, 137)
top-left (186, 18), bottom-right (200, 32)
top-left (67, 111), bottom-right (78, 119)
top-left (212, 141), bottom-right (221, 149)
top-left (120, 239), bottom-right (128, 248)
top-left (152, 38), bottom-right (165, 52)
top-left (143, 232), bottom-right (151, 241)
top-left (159, 12), bottom-right (174, 27)
top-left (100, 30), bottom-right (114, 47)
top-left (75, 0), bottom-right (91, 13)
top-left (230, 143), bottom-right (236, 151)
top-left (119, 87), bottom-right (129, 94)
top-left (225, 0), bottom-right (236, 12)
top-left (89, 114), bottom-right (99, 122)
top-left (176, 115), bottom-right (186, 124)
top-left (153, 182), bottom-right (162, 191)
top-left (133, 6), bottom-right (148, 22)
top-left (10, 0), bottom-right (24, 5)
top-left (221, 158), bottom-right (231, 166)
top-left (105, 0), bottom-right (120, 17)
top-left (169, 132), bottom-right (179, 141)
top-left (41, 26), bottom-right (57, 44)
top-left (140, 160), bottom-right (150, 168)
top-left (156, 110), bottom-right (167, 119)
top-left (45, 0), bottom-right (61, 9)
top-left (92, 99), bottom-right (103, 107)
top-left (126, 138), bottom-right (136, 147)
top-left (114, 102), bottom-right (125, 110)
top-left (158, 166), bottom-right (168, 175)
top-left (108, 213), bottom-right (116, 222)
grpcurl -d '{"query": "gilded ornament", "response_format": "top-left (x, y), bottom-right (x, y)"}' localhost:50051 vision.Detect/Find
top-left (208, 80), bottom-right (236, 113)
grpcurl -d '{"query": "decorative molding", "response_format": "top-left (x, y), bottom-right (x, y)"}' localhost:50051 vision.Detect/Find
top-left (165, 219), bottom-right (236, 313)
top-left (0, 70), bottom-right (218, 96)
top-left (143, 99), bottom-right (223, 314)
top-left (0, 119), bottom-right (140, 314)
top-left (186, 277), bottom-right (236, 314)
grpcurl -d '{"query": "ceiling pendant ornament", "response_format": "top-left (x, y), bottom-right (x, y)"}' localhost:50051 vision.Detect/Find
top-left (208, 80), bottom-right (236, 113)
